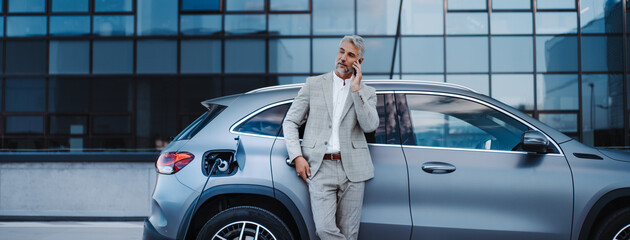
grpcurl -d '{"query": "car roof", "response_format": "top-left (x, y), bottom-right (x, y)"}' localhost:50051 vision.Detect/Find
top-left (245, 80), bottom-right (477, 95)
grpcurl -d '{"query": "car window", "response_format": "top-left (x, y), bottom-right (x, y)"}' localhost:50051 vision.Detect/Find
top-left (234, 103), bottom-right (290, 136)
top-left (174, 103), bottom-right (226, 141)
top-left (278, 94), bottom-right (397, 144)
top-left (404, 94), bottom-right (530, 151)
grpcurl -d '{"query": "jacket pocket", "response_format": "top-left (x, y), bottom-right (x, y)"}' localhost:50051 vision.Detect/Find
top-left (301, 139), bottom-right (316, 148)
top-left (352, 140), bottom-right (368, 149)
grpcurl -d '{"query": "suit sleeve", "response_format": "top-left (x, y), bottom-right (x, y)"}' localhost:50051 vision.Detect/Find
top-left (282, 78), bottom-right (311, 161)
top-left (351, 85), bottom-right (379, 133)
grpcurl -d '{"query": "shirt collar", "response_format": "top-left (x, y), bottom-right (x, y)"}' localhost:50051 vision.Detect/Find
top-left (332, 72), bottom-right (352, 87)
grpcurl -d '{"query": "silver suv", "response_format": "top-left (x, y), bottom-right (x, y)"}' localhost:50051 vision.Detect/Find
top-left (143, 80), bottom-right (630, 240)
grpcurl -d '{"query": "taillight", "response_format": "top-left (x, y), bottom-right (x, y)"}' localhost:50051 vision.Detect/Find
top-left (156, 152), bottom-right (195, 174)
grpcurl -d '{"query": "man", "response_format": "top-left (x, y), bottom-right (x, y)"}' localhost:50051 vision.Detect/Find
top-left (282, 35), bottom-right (379, 240)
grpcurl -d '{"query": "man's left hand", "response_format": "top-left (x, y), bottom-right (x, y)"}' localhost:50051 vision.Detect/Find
top-left (351, 61), bottom-right (362, 92)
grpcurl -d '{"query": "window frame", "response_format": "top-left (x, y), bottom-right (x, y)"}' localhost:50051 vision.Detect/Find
top-left (396, 91), bottom-right (563, 155)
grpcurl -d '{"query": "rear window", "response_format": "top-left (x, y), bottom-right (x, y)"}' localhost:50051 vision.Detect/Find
top-left (173, 104), bottom-right (226, 141)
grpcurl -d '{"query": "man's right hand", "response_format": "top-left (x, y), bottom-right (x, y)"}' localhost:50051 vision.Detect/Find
top-left (295, 156), bottom-right (311, 183)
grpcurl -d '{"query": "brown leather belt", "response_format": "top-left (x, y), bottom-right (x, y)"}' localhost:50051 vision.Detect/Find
top-left (323, 153), bottom-right (342, 160)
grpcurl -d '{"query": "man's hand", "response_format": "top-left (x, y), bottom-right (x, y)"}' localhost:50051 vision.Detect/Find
top-left (295, 156), bottom-right (311, 182)
top-left (351, 61), bottom-right (362, 92)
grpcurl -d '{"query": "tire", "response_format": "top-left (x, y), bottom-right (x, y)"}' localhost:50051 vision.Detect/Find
top-left (591, 207), bottom-right (630, 240)
top-left (196, 206), bottom-right (294, 240)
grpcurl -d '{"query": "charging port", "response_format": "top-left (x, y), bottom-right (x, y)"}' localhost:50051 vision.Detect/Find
top-left (202, 150), bottom-right (237, 176)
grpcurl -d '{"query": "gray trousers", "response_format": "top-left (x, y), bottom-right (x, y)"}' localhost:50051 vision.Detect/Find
top-left (308, 158), bottom-right (365, 240)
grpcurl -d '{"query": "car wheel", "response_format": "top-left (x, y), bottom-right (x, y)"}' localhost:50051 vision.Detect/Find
top-left (196, 206), bottom-right (294, 240)
top-left (591, 207), bottom-right (630, 240)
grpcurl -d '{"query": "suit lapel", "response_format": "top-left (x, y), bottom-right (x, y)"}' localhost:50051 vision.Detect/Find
top-left (322, 72), bottom-right (334, 120)
top-left (340, 86), bottom-right (354, 121)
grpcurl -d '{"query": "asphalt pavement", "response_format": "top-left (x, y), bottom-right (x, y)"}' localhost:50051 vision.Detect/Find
top-left (0, 221), bottom-right (143, 240)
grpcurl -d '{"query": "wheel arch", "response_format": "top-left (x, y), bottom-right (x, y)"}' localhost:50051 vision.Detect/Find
top-left (578, 188), bottom-right (630, 240)
top-left (177, 184), bottom-right (308, 240)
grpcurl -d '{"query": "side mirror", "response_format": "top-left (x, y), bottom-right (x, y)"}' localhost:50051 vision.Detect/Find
top-left (521, 130), bottom-right (549, 154)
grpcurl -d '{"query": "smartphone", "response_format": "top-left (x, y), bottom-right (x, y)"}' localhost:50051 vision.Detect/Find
top-left (353, 59), bottom-right (363, 75)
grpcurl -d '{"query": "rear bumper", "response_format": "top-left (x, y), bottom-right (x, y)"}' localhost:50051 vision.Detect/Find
top-left (143, 218), bottom-right (174, 240)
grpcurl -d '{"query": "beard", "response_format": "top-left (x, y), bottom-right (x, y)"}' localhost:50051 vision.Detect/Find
top-left (335, 60), bottom-right (352, 75)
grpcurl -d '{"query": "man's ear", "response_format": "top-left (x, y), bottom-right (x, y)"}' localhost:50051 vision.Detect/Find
top-left (359, 58), bottom-right (364, 64)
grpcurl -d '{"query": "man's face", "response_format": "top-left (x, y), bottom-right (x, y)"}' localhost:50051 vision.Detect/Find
top-left (335, 41), bottom-right (362, 76)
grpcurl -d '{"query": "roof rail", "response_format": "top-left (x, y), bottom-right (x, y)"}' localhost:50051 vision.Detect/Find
top-left (246, 79), bottom-right (476, 94)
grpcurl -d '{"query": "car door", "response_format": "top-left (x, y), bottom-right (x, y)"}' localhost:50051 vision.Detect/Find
top-left (397, 92), bottom-right (573, 240)
top-left (270, 93), bottom-right (412, 240)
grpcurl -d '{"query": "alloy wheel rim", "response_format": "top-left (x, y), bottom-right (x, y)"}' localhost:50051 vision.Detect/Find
top-left (212, 221), bottom-right (277, 240)
top-left (614, 224), bottom-right (630, 240)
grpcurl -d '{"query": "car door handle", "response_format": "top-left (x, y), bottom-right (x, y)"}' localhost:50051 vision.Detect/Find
top-left (422, 162), bottom-right (456, 174)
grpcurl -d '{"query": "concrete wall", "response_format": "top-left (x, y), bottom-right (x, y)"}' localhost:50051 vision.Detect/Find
top-left (0, 161), bottom-right (157, 218)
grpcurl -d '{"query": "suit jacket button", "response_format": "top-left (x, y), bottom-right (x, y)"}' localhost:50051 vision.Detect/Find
top-left (328, 125), bottom-right (331, 128)
top-left (324, 141), bottom-right (328, 145)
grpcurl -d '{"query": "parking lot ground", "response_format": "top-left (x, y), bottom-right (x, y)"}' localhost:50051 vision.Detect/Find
top-left (0, 221), bottom-right (143, 240)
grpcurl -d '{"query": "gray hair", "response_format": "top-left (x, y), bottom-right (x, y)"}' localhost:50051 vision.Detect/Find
top-left (340, 35), bottom-right (366, 59)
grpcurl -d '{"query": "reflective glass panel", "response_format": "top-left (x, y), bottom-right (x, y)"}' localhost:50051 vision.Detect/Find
top-left (269, 14), bottom-right (309, 35)
top-left (95, 0), bottom-right (132, 12)
top-left (93, 116), bottom-right (131, 134)
top-left (138, 0), bottom-right (177, 35)
top-left (446, 37), bottom-right (488, 73)
top-left (225, 14), bottom-right (266, 34)
top-left (581, 36), bottom-right (623, 72)
top-left (537, 0), bottom-right (576, 9)
top-left (6, 78), bottom-right (46, 112)
top-left (448, 0), bottom-right (486, 10)
top-left (50, 16), bottom-right (90, 36)
top-left (48, 137), bottom-right (87, 150)
top-left (446, 74), bottom-right (489, 95)
top-left (0, 17), bottom-right (4, 37)
top-left (538, 114), bottom-right (578, 138)
top-left (180, 15), bottom-right (222, 35)
top-left (536, 74), bottom-right (579, 110)
top-left (6, 40), bottom-right (47, 74)
top-left (277, 76), bottom-right (307, 85)
top-left (313, 38), bottom-right (339, 73)
top-left (491, 36), bottom-right (533, 72)
top-left (236, 103), bottom-right (290, 136)
top-left (581, 0), bottom-right (622, 34)
top-left (137, 40), bottom-right (177, 74)
top-left (491, 12), bottom-right (532, 34)
top-left (224, 77), bottom-right (270, 95)
top-left (91, 137), bottom-right (132, 149)
top-left (402, 37), bottom-right (444, 73)
top-left (6, 116), bottom-right (44, 134)
top-left (357, 0), bottom-right (401, 35)
top-left (9, 0), bottom-right (44, 12)
top-left (182, 0), bottom-right (220, 11)
top-left (535, 12), bottom-right (577, 34)
top-left (93, 40), bottom-right (133, 74)
top-left (181, 40), bottom-right (222, 74)
top-left (52, 0), bottom-right (89, 12)
top-left (406, 94), bottom-right (529, 150)
top-left (491, 74), bottom-right (534, 111)
top-left (50, 40), bottom-right (89, 74)
top-left (94, 15), bottom-right (134, 36)
top-left (402, 74), bottom-right (444, 82)
top-left (270, 0), bottom-right (309, 11)
top-left (6, 16), bottom-right (46, 37)
top-left (362, 38), bottom-right (395, 74)
top-left (179, 78), bottom-right (222, 112)
top-left (92, 78), bottom-right (132, 112)
top-left (492, 0), bottom-right (530, 9)
top-left (446, 13), bottom-right (488, 35)
top-left (49, 78), bottom-right (89, 112)
top-left (313, 0), bottom-right (354, 35)
top-left (402, 0), bottom-right (443, 35)
top-left (536, 36), bottom-right (578, 72)
top-left (269, 39), bottom-right (310, 74)
top-left (4, 138), bottom-right (45, 149)
top-left (225, 39), bottom-right (265, 73)
top-left (0, 0), bottom-right (2, 12)
top-left (227, 0), bottom-right (264, 11)
top-left (581, 74), bottom-right (624, 147)
top-left (136, 78), bottom-right (178, 148)
top-left (49, 116), bottom-right (88, 135)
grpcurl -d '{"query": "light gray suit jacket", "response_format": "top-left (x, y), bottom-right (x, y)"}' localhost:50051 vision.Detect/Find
top-left (283, 72), bottom-right (379, 182)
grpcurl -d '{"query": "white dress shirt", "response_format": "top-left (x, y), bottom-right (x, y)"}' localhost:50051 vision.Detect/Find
top-left (325, 73), bottom-right (351, 154)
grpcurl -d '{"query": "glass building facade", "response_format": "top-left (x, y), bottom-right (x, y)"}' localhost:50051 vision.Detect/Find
top-left (0, 0), bottom-right (628, 151)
